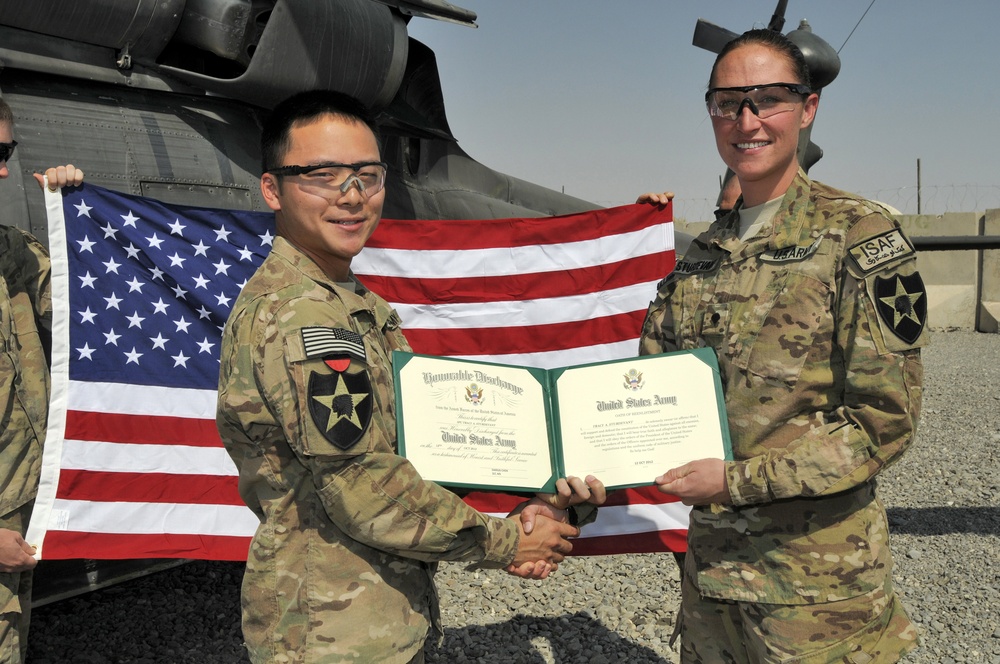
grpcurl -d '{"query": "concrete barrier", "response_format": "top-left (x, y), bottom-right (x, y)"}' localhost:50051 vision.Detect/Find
top-left (897, 213), bottom-right (980, 332)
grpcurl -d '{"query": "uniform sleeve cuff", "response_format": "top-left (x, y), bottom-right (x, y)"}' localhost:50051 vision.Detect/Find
top-left (477, 516), bottom-right (520, 568)
top-left (726, 458), bottom-right (772, 507)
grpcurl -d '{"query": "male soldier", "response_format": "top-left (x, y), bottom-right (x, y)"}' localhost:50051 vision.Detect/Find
top-left (216, 90), bottom-right (586, 664)
top-left (0, 97), bottom-right (82, 662)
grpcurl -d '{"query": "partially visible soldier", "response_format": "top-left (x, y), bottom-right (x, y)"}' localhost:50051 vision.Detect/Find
top-left (216, 90), bottom-right (592, 664)
top-left (0, 97), bottom-right (82, 663)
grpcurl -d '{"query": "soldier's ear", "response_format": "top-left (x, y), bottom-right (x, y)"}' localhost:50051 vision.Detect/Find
top-left (261, 174), bottom-right (282, 212)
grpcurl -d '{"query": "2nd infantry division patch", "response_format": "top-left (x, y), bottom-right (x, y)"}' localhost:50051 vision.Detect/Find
top-left (308, 369), bottom-right (373, 449)
top-left (873, 272), bottom-right (927, 344)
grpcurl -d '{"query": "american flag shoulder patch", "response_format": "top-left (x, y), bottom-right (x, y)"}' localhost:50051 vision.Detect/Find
top-left (301, 326), bottom-right (367, 363)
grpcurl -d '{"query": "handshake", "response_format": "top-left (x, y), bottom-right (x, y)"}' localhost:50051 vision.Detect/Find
top-left (504, 475), bottom-right (605, 580)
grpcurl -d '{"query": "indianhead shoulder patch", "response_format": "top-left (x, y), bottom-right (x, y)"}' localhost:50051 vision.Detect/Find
top-left (873, 271), bottom-right (927, 345)
top-left (308, 367), bottom-right (373, 450)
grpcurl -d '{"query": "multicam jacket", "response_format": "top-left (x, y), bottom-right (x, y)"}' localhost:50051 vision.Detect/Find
top-left (217, 237), bottom-right (519, 664)
top-left (639, 170), bottom-right (926, 604)
top-left (0, 226), bottom-right (50, 520)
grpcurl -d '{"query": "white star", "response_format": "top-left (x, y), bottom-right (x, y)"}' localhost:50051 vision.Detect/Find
top-left (192, 274), bottom-right (210, 289)
top-left (103, 328), bottom-right (121, 346)
top-left (121, 211), bottom-right (140, 227)
top-left (104, 293), bottom-right (123, 310)
top-left (76, 343), bottom-right (96, 360)
top-left (126, 312), bottom-right (145, 328)
top-left (238, 245), bottom-right (254, 262)
top-left (196, 305), bottom-right (212, 320)
top-left (174, 317), bottom-right (192, 333)
top-left (150, 333), bottom-right (169, 350)
top-left (237, 278), bottom-right (249, 290)
top-left (77, 236), bottom-right (96, 253)
top-left (102, 257), bottom-right (121, 274)
top-left (192, 241), bottom-right (210, 257)
top-left (168, 219), bottom-right (186, 236)
top-left (172, 351), bottom-right (190, 368)
top-left (197, 338), bottom-right (215, 354)
top-left (79, 272), bottom-right (97, 289)
top-left (101, 223), bottom-right (119, 240)
top-left (152, 299), bottom-right (170, 315)
top-left (125, 277), bottom-right (144, 293)
top-left (150, 266), bottom-right (165, 281)
top-left (213, 258), bottom-right (232, 276)
top-left (124, 243), bottom-right (141, 260)
top-left (146, 233), bottom-right (164, 250)
top-left (78, 307), bottom-right (97, 324)
top-left (168, 253), bottom-right (186, 268)
top-left (124, 347), bottom-right (143, 365)
top-left (259, 230), bottom-right (274, 247)
top-left (172, 284), bottom-right (188, 300)
top-left (74, 200), bottom-right (93, 217)
top-left (214, 225), bottom-right (232, 242)
top-left (215, 292), bottom-right (232, 308)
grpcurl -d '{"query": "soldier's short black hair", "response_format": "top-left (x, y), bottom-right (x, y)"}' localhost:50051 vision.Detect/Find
top-left (709, 29), bottom-right (812, 91)
top-left (260, 90), bottom-right (380, 174)
top-left (0, 97), bottom-right (14, 126)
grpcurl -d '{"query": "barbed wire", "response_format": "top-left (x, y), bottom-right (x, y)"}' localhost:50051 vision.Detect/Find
top-left (595, 184), bottom-right (1000, 223)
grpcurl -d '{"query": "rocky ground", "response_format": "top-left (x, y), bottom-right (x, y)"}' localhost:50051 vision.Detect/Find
top-left (27, 331), bottom-right (1000, 663)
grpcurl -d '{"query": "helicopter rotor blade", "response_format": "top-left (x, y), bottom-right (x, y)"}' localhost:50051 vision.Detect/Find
top-left (692, 19), bottom-right (738, 54)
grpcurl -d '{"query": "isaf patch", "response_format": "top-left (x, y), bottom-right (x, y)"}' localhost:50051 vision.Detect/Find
top-left (848, 229), bottom-right (915, 276)
top-left (308, 368), bottom-right (373, 450)
top-left (873, 272), bottom-right (926, 344)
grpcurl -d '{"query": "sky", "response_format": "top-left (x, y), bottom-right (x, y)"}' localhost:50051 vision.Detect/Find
top-left (407, 0), bottom-right (1000, 222)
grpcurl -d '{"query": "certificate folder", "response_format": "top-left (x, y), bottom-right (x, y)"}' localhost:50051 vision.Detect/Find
top-left (393, 348), bottom-right (732, 494)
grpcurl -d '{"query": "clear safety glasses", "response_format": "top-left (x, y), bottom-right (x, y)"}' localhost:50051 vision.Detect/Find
top-left (267, 161), bottom-right (388, 198)
top-left (705, 83), bottom-right (812, 120)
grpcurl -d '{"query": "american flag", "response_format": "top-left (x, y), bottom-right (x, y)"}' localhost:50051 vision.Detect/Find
top-left (28, 183), bottom-right (687, 560)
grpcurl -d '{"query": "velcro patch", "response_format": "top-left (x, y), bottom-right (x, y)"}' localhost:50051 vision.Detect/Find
top-left (848, 229), bottom-right (915, 276)
top-left (674, 258), bottom-right (720, 275)
top-left (873, 272), bottom-right (927, 345)
top-left (308, 369), bottom-right (373, 450)
top-left (760, 237), bottom-right (822, 264)
top-left (302, 327), bottom-right (367, 363)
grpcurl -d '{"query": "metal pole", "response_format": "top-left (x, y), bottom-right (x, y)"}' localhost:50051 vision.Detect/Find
top-left (917, 158), bottom-right (921, 214)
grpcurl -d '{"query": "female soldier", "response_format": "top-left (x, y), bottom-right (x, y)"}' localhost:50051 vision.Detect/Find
top-left (639, 29), bottom-right (925, 663)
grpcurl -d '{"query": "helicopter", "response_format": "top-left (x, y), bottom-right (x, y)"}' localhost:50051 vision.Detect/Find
top-left (1, 0), bottom-right (845, 604)
top-left (0, 0), bottom-right (613, 605)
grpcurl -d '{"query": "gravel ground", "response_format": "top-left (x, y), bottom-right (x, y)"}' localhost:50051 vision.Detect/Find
top-left (27, 331), bottom-right (1000, 663)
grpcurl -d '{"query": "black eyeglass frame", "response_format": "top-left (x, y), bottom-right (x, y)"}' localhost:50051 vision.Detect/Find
top-left (265, 161), bottom-right (388, 177)
top-left (0, 140), bottom-right (18, 162)
top-left (704, 82), bottom-right (812, 104)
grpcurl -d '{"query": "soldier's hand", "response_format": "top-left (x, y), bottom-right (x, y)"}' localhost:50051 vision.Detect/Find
top-left (516, 475), bottom-right (607, 534)
top-left (536, 474), bottom-right (607, 511)
top-left (507, 514), bottom-right (577, 576)
top-left (33, 164), bottom-right (85, 191)
top-left (655, 458), bottom-right (729, 506)
top-left (635, 191), bottom-right (674, 206)
top-left (0, 529), bottom-right (37, 573)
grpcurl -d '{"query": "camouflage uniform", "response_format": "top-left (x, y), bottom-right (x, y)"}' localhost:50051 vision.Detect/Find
top-left (217, 237), bottom-right (520, 664)
top-left (639, 170), bottom-right (925, 662)
top-left (0, 226), bottom-right (51, 663)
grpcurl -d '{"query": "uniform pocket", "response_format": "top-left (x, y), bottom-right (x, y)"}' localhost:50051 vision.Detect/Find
top-left (734, 271), bottom-right (832, 386)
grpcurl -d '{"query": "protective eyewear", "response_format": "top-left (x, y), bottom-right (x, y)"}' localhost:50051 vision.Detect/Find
top-left (0, 141), bottom-right (17, 162)
top-left (705, 83), bottom-right (811, 120)
top-left (267, 161), bottom-right (387, 197)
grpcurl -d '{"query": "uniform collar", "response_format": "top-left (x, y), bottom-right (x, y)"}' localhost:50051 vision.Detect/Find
top-left (708, 169), bottom-right (817, 261)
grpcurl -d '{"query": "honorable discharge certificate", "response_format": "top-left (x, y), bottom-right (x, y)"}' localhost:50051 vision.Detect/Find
top-left (393, 348), bottom-right (732, 492)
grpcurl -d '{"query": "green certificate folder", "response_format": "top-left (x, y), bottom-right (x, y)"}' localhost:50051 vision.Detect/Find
top-left (393, 347), bottom-right (732, 493)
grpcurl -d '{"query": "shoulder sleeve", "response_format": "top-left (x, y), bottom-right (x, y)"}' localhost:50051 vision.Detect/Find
top-left (843, 214), bottom-right (928, 352)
